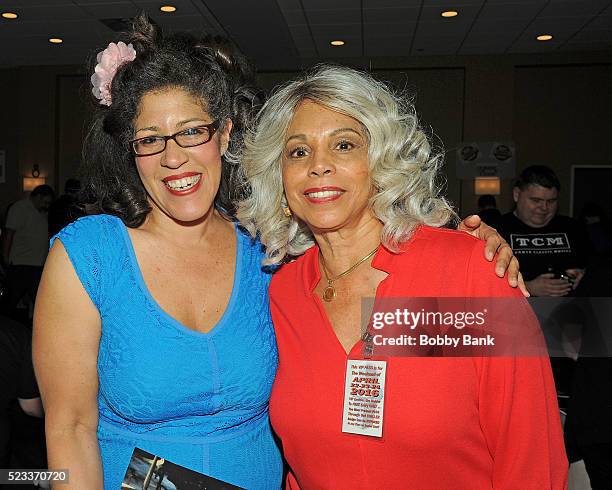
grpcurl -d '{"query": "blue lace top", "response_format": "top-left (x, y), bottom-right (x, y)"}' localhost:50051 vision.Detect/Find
top-left (51, 214), bottom-right (281, 489)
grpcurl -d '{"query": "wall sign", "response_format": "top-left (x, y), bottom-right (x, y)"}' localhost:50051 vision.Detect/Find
top-left (456, 141), bottom-right (516, 179)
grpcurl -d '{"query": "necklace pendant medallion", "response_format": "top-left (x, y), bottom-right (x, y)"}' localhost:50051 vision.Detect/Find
top-left (323, 285), bottom-right (336, 302)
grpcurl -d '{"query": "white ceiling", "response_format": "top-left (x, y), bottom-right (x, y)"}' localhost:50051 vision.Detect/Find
top-left (0, 0), bottom-right (611, 69)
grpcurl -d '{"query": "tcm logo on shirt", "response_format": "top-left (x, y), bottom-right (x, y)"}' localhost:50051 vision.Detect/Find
top-left (510, 233), bottom-right (571, 252)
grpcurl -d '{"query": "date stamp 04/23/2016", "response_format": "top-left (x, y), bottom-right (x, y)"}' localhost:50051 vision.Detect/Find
top-left (0, 469), bottom-right (69, 485)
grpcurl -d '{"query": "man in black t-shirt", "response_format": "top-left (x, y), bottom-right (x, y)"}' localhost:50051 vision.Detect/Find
top-left (498, 165), bottom-right (587, 297)
top-left (497, 167), bottom-right (612, 486)
top-left (498, 167), bottom-right (586, 402)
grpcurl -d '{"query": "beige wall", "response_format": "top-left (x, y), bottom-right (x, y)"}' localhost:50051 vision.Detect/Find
top-left (514, 64), bottom-right (612, 216)
top-left (1, 51), bottom-right (611, 219)
top-left (0, 69), bottom-right (20, 213)
top-left (56, 75), bottom-right (91, 192)
top-left (0, 65), bottom-right (86, 213)
top-left (375, 68), bottom-right (464, 210)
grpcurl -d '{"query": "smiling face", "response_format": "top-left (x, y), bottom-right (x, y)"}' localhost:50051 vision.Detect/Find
top-left (132, 87), bottom-right (231, 224)
top-left (281, 100), bottom-right (375, 234)
top-left (513, 183), bottom-right (559, 228)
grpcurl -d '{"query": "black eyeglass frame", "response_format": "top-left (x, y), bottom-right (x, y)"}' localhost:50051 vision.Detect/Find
top-left (129, 121), bottom-right (220, 157)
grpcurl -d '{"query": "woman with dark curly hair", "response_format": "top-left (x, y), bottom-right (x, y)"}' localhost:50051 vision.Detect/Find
top-left (32, 16), bottom-right (281, 489)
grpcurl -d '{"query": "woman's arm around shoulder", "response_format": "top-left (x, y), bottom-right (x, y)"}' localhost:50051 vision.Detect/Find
top-left (33, 239), bottom-right (103, 489)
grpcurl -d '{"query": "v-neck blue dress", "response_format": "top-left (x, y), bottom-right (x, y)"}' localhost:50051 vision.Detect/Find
top-left (51, 214), bottom-right (281, 489)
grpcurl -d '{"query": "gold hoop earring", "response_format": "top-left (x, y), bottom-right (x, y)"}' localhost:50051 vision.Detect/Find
top-left (283, 207), bottom-right (292, 218)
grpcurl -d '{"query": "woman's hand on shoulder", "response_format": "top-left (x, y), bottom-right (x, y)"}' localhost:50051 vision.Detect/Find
top-left (457, 215), bottom-right (528, 297)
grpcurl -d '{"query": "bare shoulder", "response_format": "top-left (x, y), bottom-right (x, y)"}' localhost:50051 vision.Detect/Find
top-left (34, 239), bottom-right (101, 348)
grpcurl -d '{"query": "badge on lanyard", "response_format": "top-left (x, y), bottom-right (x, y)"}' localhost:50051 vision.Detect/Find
top-left (342, 359), bottom-right (387, 438)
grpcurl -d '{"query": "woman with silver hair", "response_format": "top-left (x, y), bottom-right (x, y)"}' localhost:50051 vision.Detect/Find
top-left (238, 65), bottom-right (567, 488)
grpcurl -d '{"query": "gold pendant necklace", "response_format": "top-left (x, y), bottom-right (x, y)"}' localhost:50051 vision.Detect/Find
top-left (320, 245), bottom-right (379, 302)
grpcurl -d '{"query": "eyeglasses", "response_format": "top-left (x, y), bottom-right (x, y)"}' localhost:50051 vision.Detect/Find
top-left (130, 121), bottom-right (219, 157)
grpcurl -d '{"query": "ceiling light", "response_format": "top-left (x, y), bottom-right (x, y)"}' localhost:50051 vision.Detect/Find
top-left (441, 10), bottom-right (458, 18)
top-left (49, 38), bottom-right (63, 44)
top-left (330, 40), bottom-right (345, 46)
top-left (2, 12), bottom-right (18, 19)
top-left (536, 34), bottom-right (553, 41)
top-left (160, 5), bottom-right (177, 12)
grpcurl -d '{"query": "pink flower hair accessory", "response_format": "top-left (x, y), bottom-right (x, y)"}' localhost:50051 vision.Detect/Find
top-left (90, 41), bottom-right (137, 106)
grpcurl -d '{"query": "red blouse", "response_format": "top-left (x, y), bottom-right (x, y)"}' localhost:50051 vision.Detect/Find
top-left (269, 226), bottom-right (568, 489)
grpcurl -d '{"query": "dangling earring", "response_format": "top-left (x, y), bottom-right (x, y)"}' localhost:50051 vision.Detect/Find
top-left (283, 207), bottom-right (292, 218)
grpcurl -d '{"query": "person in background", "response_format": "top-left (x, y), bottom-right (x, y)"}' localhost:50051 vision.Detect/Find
top-left (496, 165), bottom-right (592, 469)
top-left (564, 202), bottom-right (612, 489)
top-left (564, 301), bottom-right (612, 490)
top-left (497, 165), bottom-right (588, 297)
top-left (0, 315), bottom-right (44, 470)
top-left (48, 178), bottom-right (83, 236)
top-left (477, 194), bottom-right (502, 229)
top-left (0, 185), bottom-right (55, 321)
top-left (575, 201), bottom-right (612, 296)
